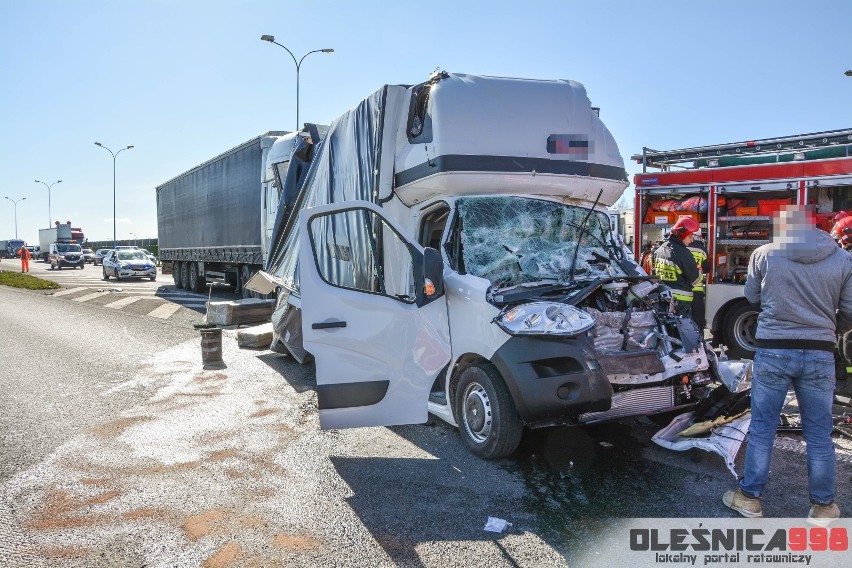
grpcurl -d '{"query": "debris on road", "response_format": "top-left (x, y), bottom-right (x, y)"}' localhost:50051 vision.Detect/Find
top-left (237, 322), bottom-right (273, 349)
top-left (208, 298), bottom-right (275, 325)
top-left (483, 517), bottom-right (512, 533)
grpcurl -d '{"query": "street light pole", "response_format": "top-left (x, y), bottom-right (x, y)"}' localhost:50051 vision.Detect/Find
top-left (94, 142), bottom-right (134, 249)
top-left (260, 35), bottom-right (334, 130)
top-left (34, 179), bottom-right (62, 227)
top-left (129, 232), bottom-right (137, 246)
top-left (4, 196), bottom-right (26, 239)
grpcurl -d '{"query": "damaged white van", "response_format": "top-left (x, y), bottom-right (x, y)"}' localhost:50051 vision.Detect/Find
top-left (264, 72), bottom-right (718, 458)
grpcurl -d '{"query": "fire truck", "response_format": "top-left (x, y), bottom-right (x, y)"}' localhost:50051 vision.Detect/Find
top-left (632, 128), bottom-right (852, 359)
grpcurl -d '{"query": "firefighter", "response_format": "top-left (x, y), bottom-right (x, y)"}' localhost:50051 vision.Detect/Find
top-left (830, 214), bottom-right (852, 251)
top-left (830, 214), bottom-right (852, 385)
top-left (687, 227), bottom-right (710, 332)
top-left (19, 244), bottom-right (31, 273)
top-left (652, 216), bottom-right (701, 319)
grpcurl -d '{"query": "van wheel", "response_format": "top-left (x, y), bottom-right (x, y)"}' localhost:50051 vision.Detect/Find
top-left (455, 364), bottom-right (523, 459)
top-left (723, 302), bottom-right (759, 360)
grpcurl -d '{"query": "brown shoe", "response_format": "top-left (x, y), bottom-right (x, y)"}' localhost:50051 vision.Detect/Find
top-left (807, 503), bottom-right (840, 527)
top-left (723, 488), bottom-right (763, 518)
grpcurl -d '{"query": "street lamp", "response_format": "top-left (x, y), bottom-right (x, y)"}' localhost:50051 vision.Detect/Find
top-left (129, 232), bottom-right (137, 246)
top-left (260, 35), bottom-right (334, 130)
top-left (94, 142), bottom-right (134, 249)
top-left (4, 196), bottom-right (26, 239)
top-left (34, 179), bottom-right (62, 227)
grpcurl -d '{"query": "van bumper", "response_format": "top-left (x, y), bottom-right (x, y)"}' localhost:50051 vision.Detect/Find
top-left (489, 334), bottom-right (613, 424)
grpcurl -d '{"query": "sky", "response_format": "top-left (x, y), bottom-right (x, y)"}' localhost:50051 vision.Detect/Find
top-left (1, 0), bottom-right (850, 244)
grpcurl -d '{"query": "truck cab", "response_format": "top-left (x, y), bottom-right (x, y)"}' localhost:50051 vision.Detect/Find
top-left (280, 72), bottom-right (721, 459)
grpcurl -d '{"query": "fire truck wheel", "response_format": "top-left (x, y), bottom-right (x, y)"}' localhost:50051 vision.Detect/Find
top-left (723, 302), bottom-right (759, 360)
top-left (455, 364), bottom-right (523, 459)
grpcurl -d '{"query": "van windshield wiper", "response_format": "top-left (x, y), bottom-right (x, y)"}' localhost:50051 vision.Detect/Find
top-left (489, 280), bottom-right (581, 304)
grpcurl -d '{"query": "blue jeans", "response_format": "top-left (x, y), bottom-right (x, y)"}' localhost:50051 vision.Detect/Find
top-left (740, 348), bottom-right (836, 505)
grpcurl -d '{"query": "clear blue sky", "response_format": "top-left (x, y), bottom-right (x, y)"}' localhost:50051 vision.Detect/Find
top-left (1, 0), bottom-right (850, 243)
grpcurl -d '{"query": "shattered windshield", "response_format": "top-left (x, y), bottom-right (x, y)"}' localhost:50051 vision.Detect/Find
top-left (457, 196), bottom-right (627, 288)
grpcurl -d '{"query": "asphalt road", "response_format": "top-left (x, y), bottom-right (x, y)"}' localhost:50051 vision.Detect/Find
top-left (2, 272), bottom-right (852, 567)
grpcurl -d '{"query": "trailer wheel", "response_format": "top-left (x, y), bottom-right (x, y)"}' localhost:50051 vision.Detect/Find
top-left (173, 262), bottom-right (183, 289)
top-left (722, 302), bottom-right (759, 360)
top-left (180, 262), bottom-right (191, 291)
top-left (188, 263), bottom-right (198, 292)
top-left (240, 265), bottom-right (255, 299)
top-left (455, 364), bottom-right (523, 459)
top-left (190, 263), bottom-right (207, 293)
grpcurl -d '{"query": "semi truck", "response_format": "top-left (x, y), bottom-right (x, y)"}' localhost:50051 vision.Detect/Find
top-left (38, 222), bottom-right (85, 262)
top-left (259, 71), bottom-right (742, 459)
top-left (632, 129), bottom-right (852, 359)
top-left (156, 130), bottom-right (320, 296)
top-left (0, 239), bottom-right (25, 258)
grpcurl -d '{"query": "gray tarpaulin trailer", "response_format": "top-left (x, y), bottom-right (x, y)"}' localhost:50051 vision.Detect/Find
top-left (156, 131), bottom-right (288, 295)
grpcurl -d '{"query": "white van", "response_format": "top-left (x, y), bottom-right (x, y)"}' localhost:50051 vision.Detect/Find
top-left (267, 72), bottom-right (716, 458)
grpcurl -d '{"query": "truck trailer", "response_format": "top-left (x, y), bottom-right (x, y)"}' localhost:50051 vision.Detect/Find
top-left (156, 131), bottom-right (315, 296)
top-left (261, 71), bottom-right (744, 459)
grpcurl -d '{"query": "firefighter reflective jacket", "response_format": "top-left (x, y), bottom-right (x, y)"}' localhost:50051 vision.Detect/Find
top-left (653, 235), bottom-right (701, 302)
top-left (687, 240), bottom-right (709, 293)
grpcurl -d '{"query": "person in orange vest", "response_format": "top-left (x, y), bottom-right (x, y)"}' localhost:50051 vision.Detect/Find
top-left (19, 245), bottom-right (31, 273)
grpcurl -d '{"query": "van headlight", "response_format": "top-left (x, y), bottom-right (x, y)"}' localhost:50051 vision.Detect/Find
top-left (496, 302), bottom-right (596, 337)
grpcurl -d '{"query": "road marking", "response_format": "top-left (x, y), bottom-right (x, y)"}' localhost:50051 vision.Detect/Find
top-left (52, 287), bottom-right (87, 297)
top-left (147, 303), bottom-right (182, 319)
top-left (72, 291), bottom-right (113, 302)
top-left (105, 296), bottom-right (147, 309)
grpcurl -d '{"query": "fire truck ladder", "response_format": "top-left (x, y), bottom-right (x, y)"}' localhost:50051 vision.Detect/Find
top-left (632, 128), bottom-right (852, 172)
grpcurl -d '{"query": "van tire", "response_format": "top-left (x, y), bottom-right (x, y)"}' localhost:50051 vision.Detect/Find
top-left (455, 364), bottom-right (523, 459)
top-left (722, 302), bottom-right (759, 360)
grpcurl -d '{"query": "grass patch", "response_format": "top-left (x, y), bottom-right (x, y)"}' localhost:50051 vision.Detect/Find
top-left (0, 272), bottom-right (61, 290)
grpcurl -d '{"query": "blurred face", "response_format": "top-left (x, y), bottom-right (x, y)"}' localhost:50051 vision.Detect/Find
top-left (683, 233), bottom-right (695, 246)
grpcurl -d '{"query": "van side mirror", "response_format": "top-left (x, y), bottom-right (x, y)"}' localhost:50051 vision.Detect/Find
top-left (416, 247), bottom-right (445, 306)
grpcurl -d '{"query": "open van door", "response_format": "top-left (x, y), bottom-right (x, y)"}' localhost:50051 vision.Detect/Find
top-left (299, 201), bottom-right (451, 429)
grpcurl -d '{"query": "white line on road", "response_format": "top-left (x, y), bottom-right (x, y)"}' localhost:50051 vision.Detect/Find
top-left (104, 296), bottom-right (147, 309)
top-left (147, 303), bottom-right (182, 319)
top-left (52, 287), bottom-right (87, 297)
top-left (72, 291), bottom-right (113, 302)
